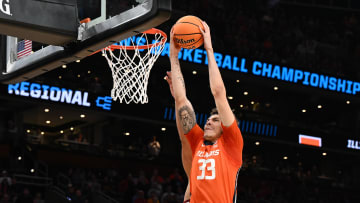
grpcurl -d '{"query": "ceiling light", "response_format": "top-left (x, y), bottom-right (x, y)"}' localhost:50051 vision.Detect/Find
top-left (30, 169), bottom-right (35, 173)
top-left (70, 127), bottom-right (74, 131)
top-left (59, 116), bottom-right (64, 119)
top-left (77, 74), bottom-right (81, 78)
top-left (88, 70), bottom-right (91, 74)
top-left (302, 109), bottom-right (306, 113)
top-left (273, 86), bottom-right (278, 91)
top-left (240, 104), bottom-right (244, 108)
top-left (58, 75), bottom-right (62, 79)
top-left (60, 130), bottom-right (64, 134)
top-left (45, 120), bottom-right (51, 124)
top-left (26, 129), bottom-right (30, 133)
top-left (124, 132), bottom-right (130, 136)
top-left (250, 101), bottom-right (255, 105)
top-left (41, 132), bottom-right (44, 135)
top-left (161, 128), bottom-right (166, 131)
top-left (228, 96), bottom-right (233, 100)
top-left (243, 91), bottom-right (248, 95)
top-left (62, 64), bottom-right (67, 68)
top-left (236, 80), bottom-right (240, 83)
top-left (317, 105), bottom-right (322, 109)
top-left (322, 152), bottom-right (327, 156)
top-left (192, 70), bottom-right (197, 75)
top-left (44, 108), bottom-right (50, 112)
top-left (80, 114), bottom-right (86, 118)
top-left (283, 156), bottom-right (288, 160)
top-left (255, 141), bottom-right (260, 146)
top-left (18, 156), bottom-right (22, 161)
top-left (76, 59), bottom-right (80, 63)
top-left (346, 100), bottom-right (350, 104)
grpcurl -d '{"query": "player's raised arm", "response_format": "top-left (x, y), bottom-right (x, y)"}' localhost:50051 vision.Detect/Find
top-left (165, 72), bottom-right (192, 202)
top-left (200, 21), bottom-right (235, 126)
top-left (169, 27), bottom-right (197, 134)
top-left (165, 71), bottom-right (192, 175)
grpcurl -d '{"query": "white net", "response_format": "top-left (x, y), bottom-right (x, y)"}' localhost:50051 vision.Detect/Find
top-left (101, 29), bottom-right (166, 104)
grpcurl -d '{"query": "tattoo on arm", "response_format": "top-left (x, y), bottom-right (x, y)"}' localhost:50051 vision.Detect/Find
top-left (178, 105), bottom-right (196, 134)
top-left (173, 59), bottom-right (186, 88)
top-left (177, 76), bottom-right (185, 88)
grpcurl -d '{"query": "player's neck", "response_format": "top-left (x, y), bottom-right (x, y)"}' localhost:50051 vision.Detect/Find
top-left (204, 140), bottom-right (216, 145)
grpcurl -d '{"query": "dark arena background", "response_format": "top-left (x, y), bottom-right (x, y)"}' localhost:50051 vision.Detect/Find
top-left (1, 0), bottom-right (360, 202)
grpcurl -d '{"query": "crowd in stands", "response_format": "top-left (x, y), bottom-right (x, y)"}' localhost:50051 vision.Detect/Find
top-left (2, 148), bottom-right (360, 203)
top-left (58, 154), bottom-right (360, 203)
top-left (0, 170), bottom-right (45, 203)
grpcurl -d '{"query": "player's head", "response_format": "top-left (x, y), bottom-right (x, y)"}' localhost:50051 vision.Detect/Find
top-left (203, 108), bottom-right (223, 142)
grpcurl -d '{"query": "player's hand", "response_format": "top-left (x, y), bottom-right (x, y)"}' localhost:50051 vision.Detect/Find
top-left (200, 21), bottom-right (213, 51)
top-left (170, 26), bottom-right (181, 58)
top-left (165, 71), bottom-right (175, 98)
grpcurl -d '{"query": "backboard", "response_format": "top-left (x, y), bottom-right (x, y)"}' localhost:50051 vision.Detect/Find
top-left (0, 0), bottom-right (171, 83)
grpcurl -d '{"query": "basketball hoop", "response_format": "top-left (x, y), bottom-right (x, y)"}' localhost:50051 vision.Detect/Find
top-left (97, 28), bottom-right (167, 104)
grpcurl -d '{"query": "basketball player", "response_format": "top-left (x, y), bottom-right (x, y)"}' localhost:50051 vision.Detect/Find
top-left (169, 21), bottom-right (243, 202)
top-left (165, 72), bottom-right (192, 203)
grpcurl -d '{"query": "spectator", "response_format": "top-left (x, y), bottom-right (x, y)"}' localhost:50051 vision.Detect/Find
top-left (132, 190), bottom-right (146, 203)
top-left (33, 192), bottom-right (45, 203)
top-left (0, 171), bottom-right (11, 197)
top-left (146, 190), bottom-right (159, 203)
top-left (15, 188), bottom-right (32, 203)
top-left (148, 136), bottom-right (161, 157)
top-left (161, 185), bottom-right (176, 203)
top-left (0, 194), bottom-right (10, 203)
top-left (72, 189), bottom-right (86, 203)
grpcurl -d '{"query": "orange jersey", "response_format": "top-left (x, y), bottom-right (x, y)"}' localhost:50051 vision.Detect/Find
top-left (185, 120), bottom-right (243, 203)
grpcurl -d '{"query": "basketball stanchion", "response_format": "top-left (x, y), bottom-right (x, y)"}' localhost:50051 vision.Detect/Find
top-left (92, 28), bottom-right (167, 104)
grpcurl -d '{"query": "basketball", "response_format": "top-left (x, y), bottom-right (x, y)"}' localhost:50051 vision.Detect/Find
top-left (173, 16), bottom-right (205, 49)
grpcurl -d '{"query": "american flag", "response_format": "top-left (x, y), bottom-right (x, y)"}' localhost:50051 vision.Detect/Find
top-left (17, 40), bottom-right (32, 59)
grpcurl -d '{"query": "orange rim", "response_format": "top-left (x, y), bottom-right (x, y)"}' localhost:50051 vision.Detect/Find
top-left (91, 28), bottom-right (167, 55)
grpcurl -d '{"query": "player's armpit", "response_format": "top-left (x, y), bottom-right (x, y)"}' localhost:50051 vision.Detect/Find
top-left (178, 103), bottom-right (196, 134)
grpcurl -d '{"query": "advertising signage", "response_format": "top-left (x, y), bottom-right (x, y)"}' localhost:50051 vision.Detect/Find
top-left (7, 81), bottom-right (112, 110)
top-left (159, 42), bottom-right (360, 96)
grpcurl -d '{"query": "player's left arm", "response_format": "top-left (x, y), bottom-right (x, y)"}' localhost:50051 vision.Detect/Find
top-left (201, 21), bottom-right (243, 165)
top-left (200, 21), bottom-right (234, 126)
